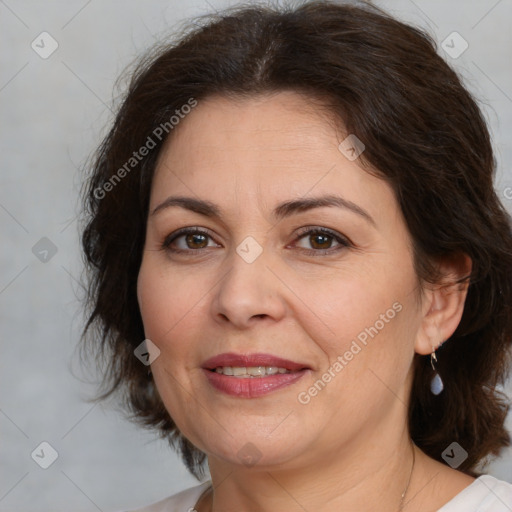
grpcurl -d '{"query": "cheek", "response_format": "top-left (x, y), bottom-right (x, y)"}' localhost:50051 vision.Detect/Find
top-left (302, 264), bottom-right (419, 394)
top-left (292, 266), bottom-right (405, 351)
top-left (137, 257), bottom-right (214, 375)
top-left (136, 261), bottom-right (200, 409)
top-left (137, 263), bottom-right (164, 339)
top-left (137, 259), bottom-right (186, 345)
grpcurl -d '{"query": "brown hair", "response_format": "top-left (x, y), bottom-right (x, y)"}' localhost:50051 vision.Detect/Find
top-left (80, 0), bottom-right (512, 478)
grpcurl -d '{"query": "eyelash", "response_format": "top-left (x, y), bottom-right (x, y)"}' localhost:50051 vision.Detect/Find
top-left (161, 226), bottom-right (352, 257)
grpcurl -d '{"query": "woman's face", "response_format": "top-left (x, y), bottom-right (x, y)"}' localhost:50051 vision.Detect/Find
top-left (137, 91), bottom-right (427, 469)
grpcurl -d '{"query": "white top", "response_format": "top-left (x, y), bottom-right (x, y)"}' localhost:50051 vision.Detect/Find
top-left (124, 475), bottom-right (512, 512)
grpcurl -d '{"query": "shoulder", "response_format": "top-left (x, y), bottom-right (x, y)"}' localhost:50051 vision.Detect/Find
top-left (438, 475), bottom-right (512, 512)
top-left (120, 481), bottom-right (212, 512)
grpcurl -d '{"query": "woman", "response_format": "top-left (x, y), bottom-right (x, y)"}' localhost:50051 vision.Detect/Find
top-left (80, 1), bottom-right (512, 510)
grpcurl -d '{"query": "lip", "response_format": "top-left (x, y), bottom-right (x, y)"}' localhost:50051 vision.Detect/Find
top-left (201, 352), bottom-right (310, 398)
top-left (202, 352), bottom-right (309, 372)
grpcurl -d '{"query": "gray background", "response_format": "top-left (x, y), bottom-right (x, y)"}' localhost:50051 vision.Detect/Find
top-left (1, 1), bottom-right (511, 511)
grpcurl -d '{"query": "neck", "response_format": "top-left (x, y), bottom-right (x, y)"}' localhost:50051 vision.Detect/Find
top-left (202, 429), bottom-right (419, 512)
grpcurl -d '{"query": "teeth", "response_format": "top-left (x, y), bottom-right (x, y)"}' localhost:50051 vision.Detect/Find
top-left (214, 366), bottom-right (292, 377)
top-left (247, 366), bottom-right (265, 376)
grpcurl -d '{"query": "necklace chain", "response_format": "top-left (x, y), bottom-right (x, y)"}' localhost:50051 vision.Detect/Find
top-left (399, 444), bottom-right (416, 511)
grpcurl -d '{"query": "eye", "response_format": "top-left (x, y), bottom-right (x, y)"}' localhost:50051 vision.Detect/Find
top-left (162, 225), bottom-right (351, 257)
top-left (292, 226), bottom-right (351, 255)
top-left (162, 227), bottom-right (220, 254)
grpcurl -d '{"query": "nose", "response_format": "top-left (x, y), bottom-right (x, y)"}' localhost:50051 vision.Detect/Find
top-left (210, 244), bottom-right (287, 329)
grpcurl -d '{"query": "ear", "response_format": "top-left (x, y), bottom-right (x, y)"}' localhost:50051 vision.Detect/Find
top-left (415, 252), bottom-right (472, 356)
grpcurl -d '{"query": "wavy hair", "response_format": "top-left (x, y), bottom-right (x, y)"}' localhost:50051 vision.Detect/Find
top-left (80, 0), bottom-right (512, 478)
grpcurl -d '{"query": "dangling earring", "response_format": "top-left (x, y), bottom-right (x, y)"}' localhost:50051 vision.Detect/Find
top-left (430, 346), bottom-right (444, 395)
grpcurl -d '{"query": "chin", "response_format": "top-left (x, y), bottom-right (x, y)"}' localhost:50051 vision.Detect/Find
top-left (194, 424), bottom-right (312, 470)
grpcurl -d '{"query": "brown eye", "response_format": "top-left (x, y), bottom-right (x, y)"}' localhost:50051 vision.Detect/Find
top-left (184, 232), bottom-right (208, 249)
top-left (163, 228), bottom-right (219, 253)
top-left (308, 233), bottom-right (333, 250)
top-left (293, 227), bottom-right (351, 255)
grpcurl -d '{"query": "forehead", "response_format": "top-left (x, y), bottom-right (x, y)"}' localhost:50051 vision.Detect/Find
top-left (150, 92), bottom-right (394, 220)
top-left (157, 92), bottom-right (336, 165)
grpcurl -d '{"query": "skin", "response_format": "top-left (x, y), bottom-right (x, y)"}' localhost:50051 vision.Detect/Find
top-left (137, 91), bottom-right (474, 511)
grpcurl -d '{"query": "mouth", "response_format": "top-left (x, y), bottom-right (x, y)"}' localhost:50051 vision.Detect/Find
top-left (201, 353), bottom-right (311, 398)
top-left (212, 366), bottom-right (293, 377)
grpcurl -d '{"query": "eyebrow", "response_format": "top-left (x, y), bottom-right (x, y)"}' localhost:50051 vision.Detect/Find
top-left (150, 194), bottom-right (376, 227)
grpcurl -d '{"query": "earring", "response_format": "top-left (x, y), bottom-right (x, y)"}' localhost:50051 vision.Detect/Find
top-left (430, 346), bottom-right (444, 395)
